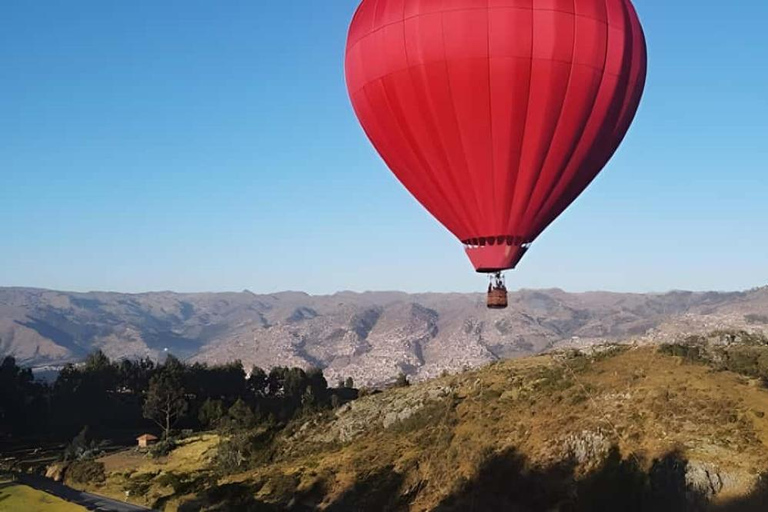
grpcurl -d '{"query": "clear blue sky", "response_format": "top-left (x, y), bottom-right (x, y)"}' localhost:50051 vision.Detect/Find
top-left (1, 0), bottom-right (766, 295)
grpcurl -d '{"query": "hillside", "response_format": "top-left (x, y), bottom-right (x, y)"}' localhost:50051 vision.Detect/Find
top-left (1, 286), bottom-right (767, 386)
top-left (67, 345), bottom-right (768, 511)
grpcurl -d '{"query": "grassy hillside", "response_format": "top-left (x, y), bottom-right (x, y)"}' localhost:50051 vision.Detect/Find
top-left (74, 344), bottom-right (768, 511)
top-left (0, 477), bottom-right (85, 512)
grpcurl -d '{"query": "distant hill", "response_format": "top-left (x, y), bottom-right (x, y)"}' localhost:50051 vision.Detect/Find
top-left (1, 286), bottom-right (767, 386)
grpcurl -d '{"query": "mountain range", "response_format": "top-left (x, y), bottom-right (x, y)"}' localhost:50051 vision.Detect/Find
top-left (1, 286), bottom-right (767, 386)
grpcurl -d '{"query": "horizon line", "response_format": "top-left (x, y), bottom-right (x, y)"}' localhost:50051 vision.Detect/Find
top-left (1, 284), bottom-right (764, 297)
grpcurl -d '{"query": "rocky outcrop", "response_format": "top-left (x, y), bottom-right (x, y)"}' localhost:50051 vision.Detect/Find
top-left (560, 429), bottom-right (613, 468)
top-left (45, 462), bottom-right (67, 482)
top-left (295, 382), bottom-right (455, 445)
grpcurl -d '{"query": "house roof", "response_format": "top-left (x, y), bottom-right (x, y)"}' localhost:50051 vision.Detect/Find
top-left (136, 434), bottom-right (159, 441)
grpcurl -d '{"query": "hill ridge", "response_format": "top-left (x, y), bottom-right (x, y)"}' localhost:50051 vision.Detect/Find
top-left (1, 286), bottom-right (766, 386)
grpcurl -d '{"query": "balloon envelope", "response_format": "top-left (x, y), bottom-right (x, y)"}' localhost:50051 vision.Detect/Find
top-left (345, 0), bottom-right (647, 273)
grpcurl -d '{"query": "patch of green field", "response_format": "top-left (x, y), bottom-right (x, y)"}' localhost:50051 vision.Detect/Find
top-left (0, 480), bottom-right (86, 512)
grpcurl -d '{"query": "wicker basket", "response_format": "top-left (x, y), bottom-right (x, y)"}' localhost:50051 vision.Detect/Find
top-left (487, 288), bottom-right (508, 309)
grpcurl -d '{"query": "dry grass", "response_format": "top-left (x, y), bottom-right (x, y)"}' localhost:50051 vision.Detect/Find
top-left (98, 434), bottom-right (220, 476)
top-left (267, 347), bottom-right (768, 509)
top-left (70, 434), bottom-right (220, 509)
top-left (76, 347), bottom-right (768, 510)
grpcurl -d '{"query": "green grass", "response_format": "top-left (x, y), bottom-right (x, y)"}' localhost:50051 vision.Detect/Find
top-left (0, 480), bottom-right (86, 512)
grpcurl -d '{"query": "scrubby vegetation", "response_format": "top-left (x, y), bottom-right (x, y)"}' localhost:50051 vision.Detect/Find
top-left (66, 460), bottom-right (106, 485)
top-left (659, 329), bottom-right (768, 381)
top-left (45, 342), bottom-right (768, 511)
top-left (10, 334), bottom-right (768, 511)
top-left (745, 314), bottom-right (768, 325)
top-left (61, 427), bottom-right (107, 462)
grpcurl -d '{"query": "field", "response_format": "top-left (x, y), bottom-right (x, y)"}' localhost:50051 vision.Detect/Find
top-left (0, 478), bottom-right (85, 512)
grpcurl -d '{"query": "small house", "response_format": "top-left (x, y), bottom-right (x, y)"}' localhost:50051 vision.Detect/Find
top-left (136, 434), bottom-right (159, 448)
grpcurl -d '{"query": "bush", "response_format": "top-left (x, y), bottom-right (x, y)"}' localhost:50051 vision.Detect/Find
top-left (224, 399), bottom-right (256, 431)
top-left (533, 366), bottom-right (574, 393)
top-left (156, 471), bottom-right (184, 492)
top-left (215, 439), bottom-right (247, 474)
top-left (712, 329), bottom-right (768, 346)
top-left (394, 373), bottom-right (410, 388)
top-left (67, 460), bottom-right (106, 485)
top-left (358, 387), bottom-right (375, 397)
top-left (215, 429), bottom-right (276, 474)
top-left (658, 344), bottom-right (706, 363)
top-left (722, 349), bottom-right (762, 377)
top-left (124, 471), bottom-right (158, 496)
top-left (198, 399), bottom-right (225, 429)
top-left (156, 471), bottom-right (215, 495)
top-left (745, 314), bottom-right (768, 325)
top-left (62, 426), bottom-right (105, 461)
top-left (148, 438), bottom-right (177, 458)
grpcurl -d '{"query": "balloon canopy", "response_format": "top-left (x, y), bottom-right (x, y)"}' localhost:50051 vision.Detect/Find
top-left (345, 0), bottom-right (646, 273)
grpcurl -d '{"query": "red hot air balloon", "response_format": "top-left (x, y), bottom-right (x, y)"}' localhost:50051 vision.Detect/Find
top-left (345, 0), bottom-right (647, 308)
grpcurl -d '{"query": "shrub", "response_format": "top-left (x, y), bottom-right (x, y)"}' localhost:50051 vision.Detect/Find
top-left (62, 426), bottom-right (104, 461)
top-left (67, 460), bottom-right (106, 485)
top-left (658, 344), bottom-right (705, 363)
top-left (534, 366), bottom-right (574, 393)
top-left (156, 471), bottom-right (184, 492)
top-left (264, 472), bottom-right (300, 502)
top-left (148, 438), bottom-right (177, 458)
top-left (714, 329), bottom-right (768, 346)
top-left (745, 314), bottom-right (768, 325)
top-left (394, 373), bottom-right (410, 388)
top-left (215, 429), bottom-right (276, 474)
top-left (124, 471), bottom-right (158, 496)
top-left (198, 399), bottom-right (225, 429)
top-left (215, 437), bottom-right (248, 474)
top-left (225, 399), bottom-right (257, 430)
top-left (592, 344), bottom-right (630, 362)
top-left (156, 471), bottom-right (215, 495)
top-left (722, 349), bottom-right (762, 377)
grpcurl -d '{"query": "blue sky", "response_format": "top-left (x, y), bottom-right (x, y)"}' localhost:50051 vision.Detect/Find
top-left (1, 0), bottom-right (766, 295)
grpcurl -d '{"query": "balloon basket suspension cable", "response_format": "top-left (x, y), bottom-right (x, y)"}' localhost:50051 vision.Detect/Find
top-left (486, 272), bottom-right (508, 310)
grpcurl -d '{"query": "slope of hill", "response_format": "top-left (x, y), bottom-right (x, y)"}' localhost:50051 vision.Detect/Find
top-left (71, 345), bottom-right (768, 511)
top-left (1, 286), bottom-right (767, 386)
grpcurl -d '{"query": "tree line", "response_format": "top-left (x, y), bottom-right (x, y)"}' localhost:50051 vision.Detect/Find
top-left (0, 351), bottom-right (359, 443)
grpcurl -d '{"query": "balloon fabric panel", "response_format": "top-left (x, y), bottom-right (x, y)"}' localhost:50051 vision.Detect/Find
top-left (346, 0), bottom-right (646, 273)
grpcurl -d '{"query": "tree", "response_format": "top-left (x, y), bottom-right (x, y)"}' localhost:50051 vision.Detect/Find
top-left (227, 398), bottom-right (256, 429)
top-left (187, 361), bottom-right (247, 402)
top-left (0, 356), bottom-right (40, 435)
top-left (198, 398), bottom-right (225, 429)
top-left (248, 367), bottom-right (268, 397)
top-left (62, 426), bottom-right (102, 461)
top-left (267, 367), bottom-right (289, 397)
top-left (83, 350), bottom-right (119, 395)
top-left (84, 350), bottom-right (114, 374)
top-left (143, 371), bottom-right (187, 439)
top-left (304, 368), bottom-right (329, 410)
top-left (118, 358), bottom-right (154, 393)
